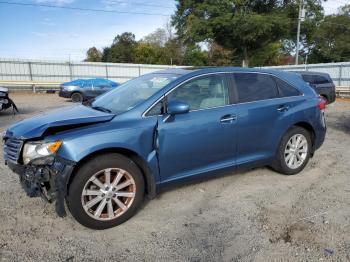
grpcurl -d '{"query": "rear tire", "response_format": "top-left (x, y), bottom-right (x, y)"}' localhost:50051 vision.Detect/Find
top-left (71, 92), bottom-right (83, 103)
top-left (272, 126), bottom-right (311, 175)
top-left (67, 153), bottom-right (145, 229)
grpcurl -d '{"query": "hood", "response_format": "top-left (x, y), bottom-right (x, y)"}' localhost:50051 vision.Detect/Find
top-left (6, 105), bottom-right (115, 139)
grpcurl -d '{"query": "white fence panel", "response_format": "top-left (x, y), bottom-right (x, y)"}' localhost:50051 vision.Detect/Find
top-left (263, 62), bottom-right (350, 86)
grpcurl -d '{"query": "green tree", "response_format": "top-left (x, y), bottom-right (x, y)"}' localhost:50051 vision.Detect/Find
top-left (250, 42), bottom-right (284, 66)
top-left (84, 47), bottom-right (102, 62)
top-left (142, 28), bottom-right (168, 47)
top-left (207, 42), bottom-right (236, 66)
top-left (172, 0), bottom-right (325, 66)
top-left (134, 43), bottom-right (164, 64)
top-left (102, 32), bottom-right (137, 63)
top-left (308, 8), bottom-right (350, 63)
top-left (183, 45), bottom-right (208, 66)
top-left (172, 0), bottom-right (287, 66)
top-left (282, 0), bottom-right (324, 63)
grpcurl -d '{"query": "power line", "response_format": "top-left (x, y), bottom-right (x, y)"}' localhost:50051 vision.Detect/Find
top-left (0, 1), bottom-right (171, 17)
top-left (103, 0), bottom-right (174, 9)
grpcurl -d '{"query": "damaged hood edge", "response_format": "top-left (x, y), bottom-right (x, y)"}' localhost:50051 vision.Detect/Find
top-left (6, 105), bottom-right (115, 139)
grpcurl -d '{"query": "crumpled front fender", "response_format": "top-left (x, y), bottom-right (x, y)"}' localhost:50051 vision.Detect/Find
top-left (7, 156), bottom-right (76, 217)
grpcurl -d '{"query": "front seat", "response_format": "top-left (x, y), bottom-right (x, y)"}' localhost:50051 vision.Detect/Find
top-left (200, 81), bottom-right (226, 109)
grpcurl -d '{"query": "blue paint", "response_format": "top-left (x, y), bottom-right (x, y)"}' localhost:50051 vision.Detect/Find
top-left (5, 67), bottom-right (326, 193)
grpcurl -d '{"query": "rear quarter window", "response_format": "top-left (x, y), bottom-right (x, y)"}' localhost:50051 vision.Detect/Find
top-left (275, 78), bottom-right (302, 97)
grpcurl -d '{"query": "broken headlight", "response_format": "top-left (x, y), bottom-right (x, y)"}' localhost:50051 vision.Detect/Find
top-left (23, 140), bottom-right (62, 165)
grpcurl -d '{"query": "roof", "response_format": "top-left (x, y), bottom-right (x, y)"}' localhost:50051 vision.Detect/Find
top-left (155, 66), bottom-right (296, 78)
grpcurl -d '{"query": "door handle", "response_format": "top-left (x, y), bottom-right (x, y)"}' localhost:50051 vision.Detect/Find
top-left (277, 105), bottom-right (290, 112)
top-left (220, 114), bottom-right (237, 123)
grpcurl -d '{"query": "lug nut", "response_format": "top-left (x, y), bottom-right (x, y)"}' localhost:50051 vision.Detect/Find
top-left (113, 194), bottom-right (116, 198)
top-left (112, 188), bottom-right (116, 191)
top-left (102, 193), bottom-right (105, 197)
top-left (105, 186), bottom-right (109, 191)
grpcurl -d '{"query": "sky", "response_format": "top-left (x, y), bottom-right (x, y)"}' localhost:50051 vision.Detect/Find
top-left (0, 0), bottom-right (347, 61)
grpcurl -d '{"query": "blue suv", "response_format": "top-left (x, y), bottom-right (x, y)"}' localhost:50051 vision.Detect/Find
top-left (3, 67), bottom-right (326, 229)
top-left (59, 78), bottom-right (119, 103)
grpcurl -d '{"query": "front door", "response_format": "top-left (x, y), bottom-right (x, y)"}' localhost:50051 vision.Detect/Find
top-left (157, 73), bottom-right (237, 183)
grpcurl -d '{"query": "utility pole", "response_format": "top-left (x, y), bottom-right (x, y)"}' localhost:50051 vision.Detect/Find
top-left (295, 0), bottom-right (304, 65)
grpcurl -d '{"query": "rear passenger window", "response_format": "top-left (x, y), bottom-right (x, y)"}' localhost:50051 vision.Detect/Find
top-left (275, 78), bottom-right (301, 97)
top-left (314, 75), bottom-right (330, 84)
top-left (234, 73), bottom-right (278, 103)
top-left (302, 74), bottom-right (331, 85)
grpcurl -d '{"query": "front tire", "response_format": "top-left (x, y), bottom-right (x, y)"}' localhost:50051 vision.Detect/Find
top-left (67, 154), bottom-right (145, 229)
top-left (272, 126), bottom-right (312, 175)
top-left (71, 92), bottom-right (83, 103)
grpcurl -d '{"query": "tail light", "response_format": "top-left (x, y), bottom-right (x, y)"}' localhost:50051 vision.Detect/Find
top-left (318, 97), bottom-right (326, 111)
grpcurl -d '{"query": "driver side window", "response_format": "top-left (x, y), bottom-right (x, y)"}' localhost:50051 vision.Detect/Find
top-left (167, 74), bottom-right (229, 111)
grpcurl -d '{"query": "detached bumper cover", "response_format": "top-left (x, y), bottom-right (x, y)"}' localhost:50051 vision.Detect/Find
top-left (6, 157), bottom-right (75, 217)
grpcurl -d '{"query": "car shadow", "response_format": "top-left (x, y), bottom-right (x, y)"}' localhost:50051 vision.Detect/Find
top-left (153, 166), bottom-right (274, 199)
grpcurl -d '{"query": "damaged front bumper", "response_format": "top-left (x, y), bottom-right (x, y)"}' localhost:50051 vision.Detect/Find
top-left (6, 156), bottom-right (75, 217)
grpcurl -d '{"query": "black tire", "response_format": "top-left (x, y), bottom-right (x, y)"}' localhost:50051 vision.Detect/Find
top-left (271, 126), bottom-right (312, 175)
top-left (67, 153), bottom-right (145, 229)
top-left (71, 92), bottom-right (83, 103)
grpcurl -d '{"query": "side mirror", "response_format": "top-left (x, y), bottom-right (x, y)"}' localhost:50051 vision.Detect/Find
top-left (167, 100), bottom-right (190, 115)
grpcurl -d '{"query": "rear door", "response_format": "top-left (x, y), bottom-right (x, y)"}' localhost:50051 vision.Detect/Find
top-left (231, 73), bottom-right (301, 165)
top-left (156, 73), bottom-right (238, 183)
top-left (82, 80), bottom-right (95, 98)
top-left (94, 79), bottom-right (112, 95)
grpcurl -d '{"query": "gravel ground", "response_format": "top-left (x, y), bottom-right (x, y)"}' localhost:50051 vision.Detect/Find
top-left (0, 93), bottom-right (349, 262)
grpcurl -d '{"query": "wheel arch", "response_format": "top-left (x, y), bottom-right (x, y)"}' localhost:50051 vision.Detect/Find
top-left (67, 147), bottom-right (157, 199)
top-left (70, 91), bottom-right (84, 101)
top-left (290, 121), bottom-right (316, 154)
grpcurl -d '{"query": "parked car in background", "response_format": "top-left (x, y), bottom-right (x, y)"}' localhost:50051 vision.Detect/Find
top-left (59, 78), bottom-right (119, 103)
top-left (0, 87), bottom-right (18, 113)
top-left (293, 71), bottom-right (336, 104)
top-left (3, 67), bottom-right (326, 229)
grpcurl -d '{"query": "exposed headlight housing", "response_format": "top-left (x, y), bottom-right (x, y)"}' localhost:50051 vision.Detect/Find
top-left (23, 140), bottom-right (62, 165)
top-left (61, 85), bottom-right (74, 91)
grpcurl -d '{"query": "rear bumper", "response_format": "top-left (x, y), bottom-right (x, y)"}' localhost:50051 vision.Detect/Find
top-left (6, 157), bottom-right (75, 217)
top-left (58, 90), bottom-right (72, 98)
top-left (314, 112), bottom-right (327, 151)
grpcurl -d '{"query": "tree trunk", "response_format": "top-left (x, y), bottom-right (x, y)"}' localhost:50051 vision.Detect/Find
top-left (242, 47), bottom-right (249, 67)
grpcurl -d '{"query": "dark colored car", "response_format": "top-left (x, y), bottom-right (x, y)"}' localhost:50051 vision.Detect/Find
top-left (293, 71), bottom-right (336, 104)
top-left (0, 87), bottom-right (18, 113)
top-left (59, 78), bottom-right (119, 102)
top-left (3, 67), bottom-right (326, 229)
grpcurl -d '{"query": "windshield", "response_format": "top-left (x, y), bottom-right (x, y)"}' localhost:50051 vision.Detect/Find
top-left (91, 73), bottom-right (180, 114)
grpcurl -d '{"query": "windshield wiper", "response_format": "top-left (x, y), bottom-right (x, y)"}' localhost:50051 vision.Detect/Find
top-left (91, 106), bottom-right (112, 113)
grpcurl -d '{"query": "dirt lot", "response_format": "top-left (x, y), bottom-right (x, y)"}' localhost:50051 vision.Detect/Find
top-left (0, 93), bottom-right (349, 262)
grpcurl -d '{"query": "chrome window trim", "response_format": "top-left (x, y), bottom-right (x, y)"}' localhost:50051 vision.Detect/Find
top-left (142, 71), bottom-right (304, 118)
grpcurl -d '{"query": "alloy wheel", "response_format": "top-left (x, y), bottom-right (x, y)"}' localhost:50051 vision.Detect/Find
top-left (284, 134), bottom-right (308, 169)
top-left (81, 168), bottom-right (136, 221)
